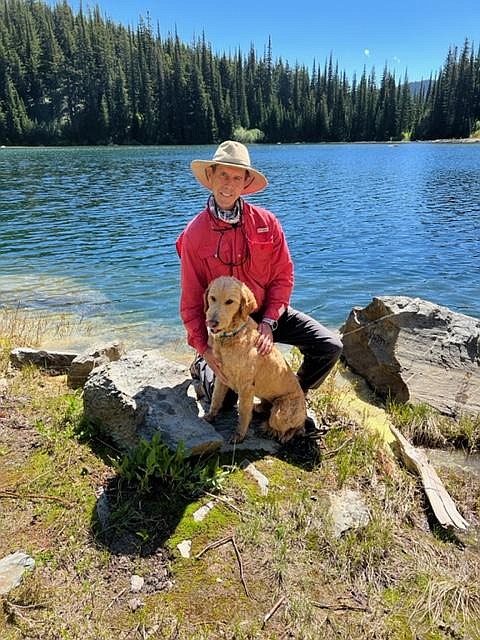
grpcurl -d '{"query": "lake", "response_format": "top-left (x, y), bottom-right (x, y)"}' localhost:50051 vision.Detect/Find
top-left (1, 142), bottom-right (479, 352)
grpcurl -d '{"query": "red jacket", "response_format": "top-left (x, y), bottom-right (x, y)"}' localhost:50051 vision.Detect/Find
top-left (176, 200), bottom-right (294, 354)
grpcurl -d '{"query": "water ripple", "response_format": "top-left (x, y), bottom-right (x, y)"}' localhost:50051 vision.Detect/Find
top-left (1, 143), bottom-right (479, 347)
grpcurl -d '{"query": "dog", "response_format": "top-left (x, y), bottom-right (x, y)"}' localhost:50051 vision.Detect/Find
top-left (203, 276), bottom-right (306, 443)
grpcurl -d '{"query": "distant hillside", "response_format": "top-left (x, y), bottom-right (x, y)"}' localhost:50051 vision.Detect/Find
top-left (409, 79), bottom-right (432, 96)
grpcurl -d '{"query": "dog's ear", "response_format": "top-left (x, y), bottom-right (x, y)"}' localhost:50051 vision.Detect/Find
top-left (239, 282), bottom-right (257, 321)
top-left (203, 282), bottom-right (212, 314)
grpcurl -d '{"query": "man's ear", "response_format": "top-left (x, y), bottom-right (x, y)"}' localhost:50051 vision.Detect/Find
top-left (204, 166), bottom-right (214, 188)
top-left (239, 282), bottom-right (257, 321)
top-left (203, 283), bottom-right (212, 314)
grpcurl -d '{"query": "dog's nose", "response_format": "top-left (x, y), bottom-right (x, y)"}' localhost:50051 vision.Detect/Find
top-left (207, 318), bottom-right (218, 328)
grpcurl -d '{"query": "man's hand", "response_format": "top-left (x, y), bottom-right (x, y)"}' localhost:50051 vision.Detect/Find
top-left (202, 346), bottom-right (228, 384)
top-left (256, 321), bottom-right (274, 355)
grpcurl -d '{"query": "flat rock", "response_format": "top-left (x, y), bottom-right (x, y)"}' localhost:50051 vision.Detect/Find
top-left (10, 347), bottom-right (78, 374)
top-left (67, 340), bottom-right (125, 389)
top-left (0, 551), bottom-right (35, 594)
top-left (83, 350), bottom-right (224, 456)
top-left (329, 489), bottom-right (370, 538)
top-left (84, 349), bottom-right (282, 456)
top-left (341, 296), bottom-right (480, 417)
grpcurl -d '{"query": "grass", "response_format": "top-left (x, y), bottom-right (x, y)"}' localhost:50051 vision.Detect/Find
top-left (1, 330), bottom-right (480, 639)
top-left (387, 397), bottom-right (480, 452)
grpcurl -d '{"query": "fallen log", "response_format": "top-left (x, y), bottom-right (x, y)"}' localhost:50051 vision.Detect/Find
top-left (389, 424), bottom-right (469, 531)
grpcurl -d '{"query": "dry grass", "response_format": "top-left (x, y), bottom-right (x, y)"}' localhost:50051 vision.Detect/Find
top-left (387, 398), bottom-right (480, 453)
top-left (410, 568), bottom-right (480, 629)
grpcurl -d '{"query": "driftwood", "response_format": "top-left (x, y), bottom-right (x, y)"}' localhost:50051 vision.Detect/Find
top-left (389, 425), bottom-right (469, 531)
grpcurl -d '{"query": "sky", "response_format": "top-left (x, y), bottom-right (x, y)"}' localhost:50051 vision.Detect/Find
top-left (48, 0), bottom-right (480, 81)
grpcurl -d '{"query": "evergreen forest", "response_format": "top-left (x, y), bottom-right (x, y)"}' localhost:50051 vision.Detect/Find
top-left (1, 0), bottom-right (480, 145)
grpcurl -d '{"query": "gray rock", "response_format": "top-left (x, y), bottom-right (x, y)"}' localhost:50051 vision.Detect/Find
top-left (130, 574), bottom-right (144, 592)
top-left (329, 489), bottom-right (370, 538)
top-left (95, 487), bottom-right (111, 532)
top-left (83, 350), bottom-right (224, 456)
top-left (128, 597), bottom-right (144, 611)
top-left (341, 296), bottom-right (480, 417)
top-left (67, 340), bottom-right (125, 389)
top-left (240, 459), bottom-right (269, 495)
top-left (9, 347), bottom-right (78, 374)
top-left (0, 551), bottom-right (35, 594)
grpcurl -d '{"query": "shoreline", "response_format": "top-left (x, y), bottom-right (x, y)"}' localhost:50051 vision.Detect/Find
top-left (2, 138), bottom-right (480, 150)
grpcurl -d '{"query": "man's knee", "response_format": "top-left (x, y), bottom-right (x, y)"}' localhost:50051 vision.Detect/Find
top-left (328, 334), bottom-right (343, 361)
top-left (315, 333), bottom-right (343, 362)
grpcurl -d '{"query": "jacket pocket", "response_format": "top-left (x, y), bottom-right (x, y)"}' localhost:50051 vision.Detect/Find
top-left (247, 239), bottom-right (274, 279)
top-left (197, 244), bottom-right (225, 280)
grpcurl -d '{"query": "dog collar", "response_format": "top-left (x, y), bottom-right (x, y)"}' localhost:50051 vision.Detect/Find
top-left (218, 322), bottom-right (247, 339)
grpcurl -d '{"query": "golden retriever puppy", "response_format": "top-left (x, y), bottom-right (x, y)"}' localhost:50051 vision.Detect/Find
top-left (203, 276), bottom-right (306, 443)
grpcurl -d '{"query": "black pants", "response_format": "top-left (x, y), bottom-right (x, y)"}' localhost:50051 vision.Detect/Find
top-left (253, 306), bottom-right (343, 392)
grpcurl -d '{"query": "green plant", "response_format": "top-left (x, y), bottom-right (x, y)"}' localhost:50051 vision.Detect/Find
top-left (471, 120), bottom-right (480, 138)
top-left (232, 126), bottom-right (264, 143)
top-left (114, 433), bottom-right (230, 496)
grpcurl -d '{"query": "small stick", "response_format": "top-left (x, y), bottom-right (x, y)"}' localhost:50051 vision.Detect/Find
top-left (204, 491), bottom-right (247, 516)
top-left (101, 587), bottom-right (128, 617)
top-left (4, 601), bottom-right (41, 624)
top-left (262, 595), bottom-right (287, 629)
top-left (0, 489), bottom-right (73, 508)
top-left (311, 600), bottom-right (369, 612)
top-left (322, 437), bottom-right (354, 458)
top-left (195, 535), bottom-right (252, 599)
top-left (231, 535), bottom-right (250, 598)
top-left (6, 601), bottom-right (44, 611)
top-left (195, 535), bottom-right (233, 559)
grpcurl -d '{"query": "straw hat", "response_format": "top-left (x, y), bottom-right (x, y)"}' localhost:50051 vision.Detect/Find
top-left (190, 140), bottom-right (268, 195)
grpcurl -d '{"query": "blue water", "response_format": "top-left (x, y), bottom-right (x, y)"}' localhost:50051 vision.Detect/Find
top-left (1, 143), bottom-right (479, 350)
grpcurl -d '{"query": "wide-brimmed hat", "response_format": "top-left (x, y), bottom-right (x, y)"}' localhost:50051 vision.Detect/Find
top-left (190, 140), bottom-right (268, 195)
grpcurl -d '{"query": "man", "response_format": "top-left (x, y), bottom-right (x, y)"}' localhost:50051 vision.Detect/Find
top-left (176, 140), bottom-right (342, 427)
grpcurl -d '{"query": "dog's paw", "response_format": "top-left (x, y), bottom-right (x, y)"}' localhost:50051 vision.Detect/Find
top-left (259, 421), bottom-right (275, 438)
top-left (203, 412), bottom-right (216, 423)
top-left (278, 425), bottom-right (305, 443)
top-left (229, 431), bottom-right (246, 444)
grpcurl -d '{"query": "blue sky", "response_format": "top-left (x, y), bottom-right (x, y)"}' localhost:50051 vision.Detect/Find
top-left (50, 0), bottom-right (479, 81)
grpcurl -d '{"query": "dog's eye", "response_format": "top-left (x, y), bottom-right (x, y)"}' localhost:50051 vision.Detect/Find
top-left (225, 299), bottom-right (234, 305)
top-left (210, 296), bottom-right (216, 302)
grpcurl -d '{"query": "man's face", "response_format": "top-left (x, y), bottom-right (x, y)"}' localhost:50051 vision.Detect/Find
top-left (207, 164), bottom-right (248, 210)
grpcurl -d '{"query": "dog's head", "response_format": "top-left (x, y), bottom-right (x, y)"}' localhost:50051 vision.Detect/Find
top-left (204, 276), bottom-right (257, 334)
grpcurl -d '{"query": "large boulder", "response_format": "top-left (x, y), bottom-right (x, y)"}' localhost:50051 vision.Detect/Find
top-left (341, 296), bottom-right (480, 417)
top-left (83, 350), bottom-right (224, 456)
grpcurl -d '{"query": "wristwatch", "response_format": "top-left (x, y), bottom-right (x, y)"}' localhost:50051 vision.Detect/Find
top-left (261, 317), bottom-right (278, 331)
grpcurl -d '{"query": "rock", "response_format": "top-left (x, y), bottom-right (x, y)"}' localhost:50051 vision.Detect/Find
top-left (9, 347), bottom-right (78, 374)
top-left (128, 597), bottom-right (144, 611)
top-left (240, 459), bottom-right (269, 496)
top-left (95, 487), bottom-right (111, 532)
top-left (67, 340), bottom-right (125, 389)
top-left (0, 551), bottom-right (35, 594)
top-left (341, 296), bottom-right (480, 417)
top-left (83, 350), bottom-right (224, 455)
top-left (130, 574), bottom-right (144, 592)
top-left (328, 489), bottom-right (370, 538)
top-left (193, 501), bottom-right (215, 522)
top-left (177, 540), bottom-right (192, 558)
